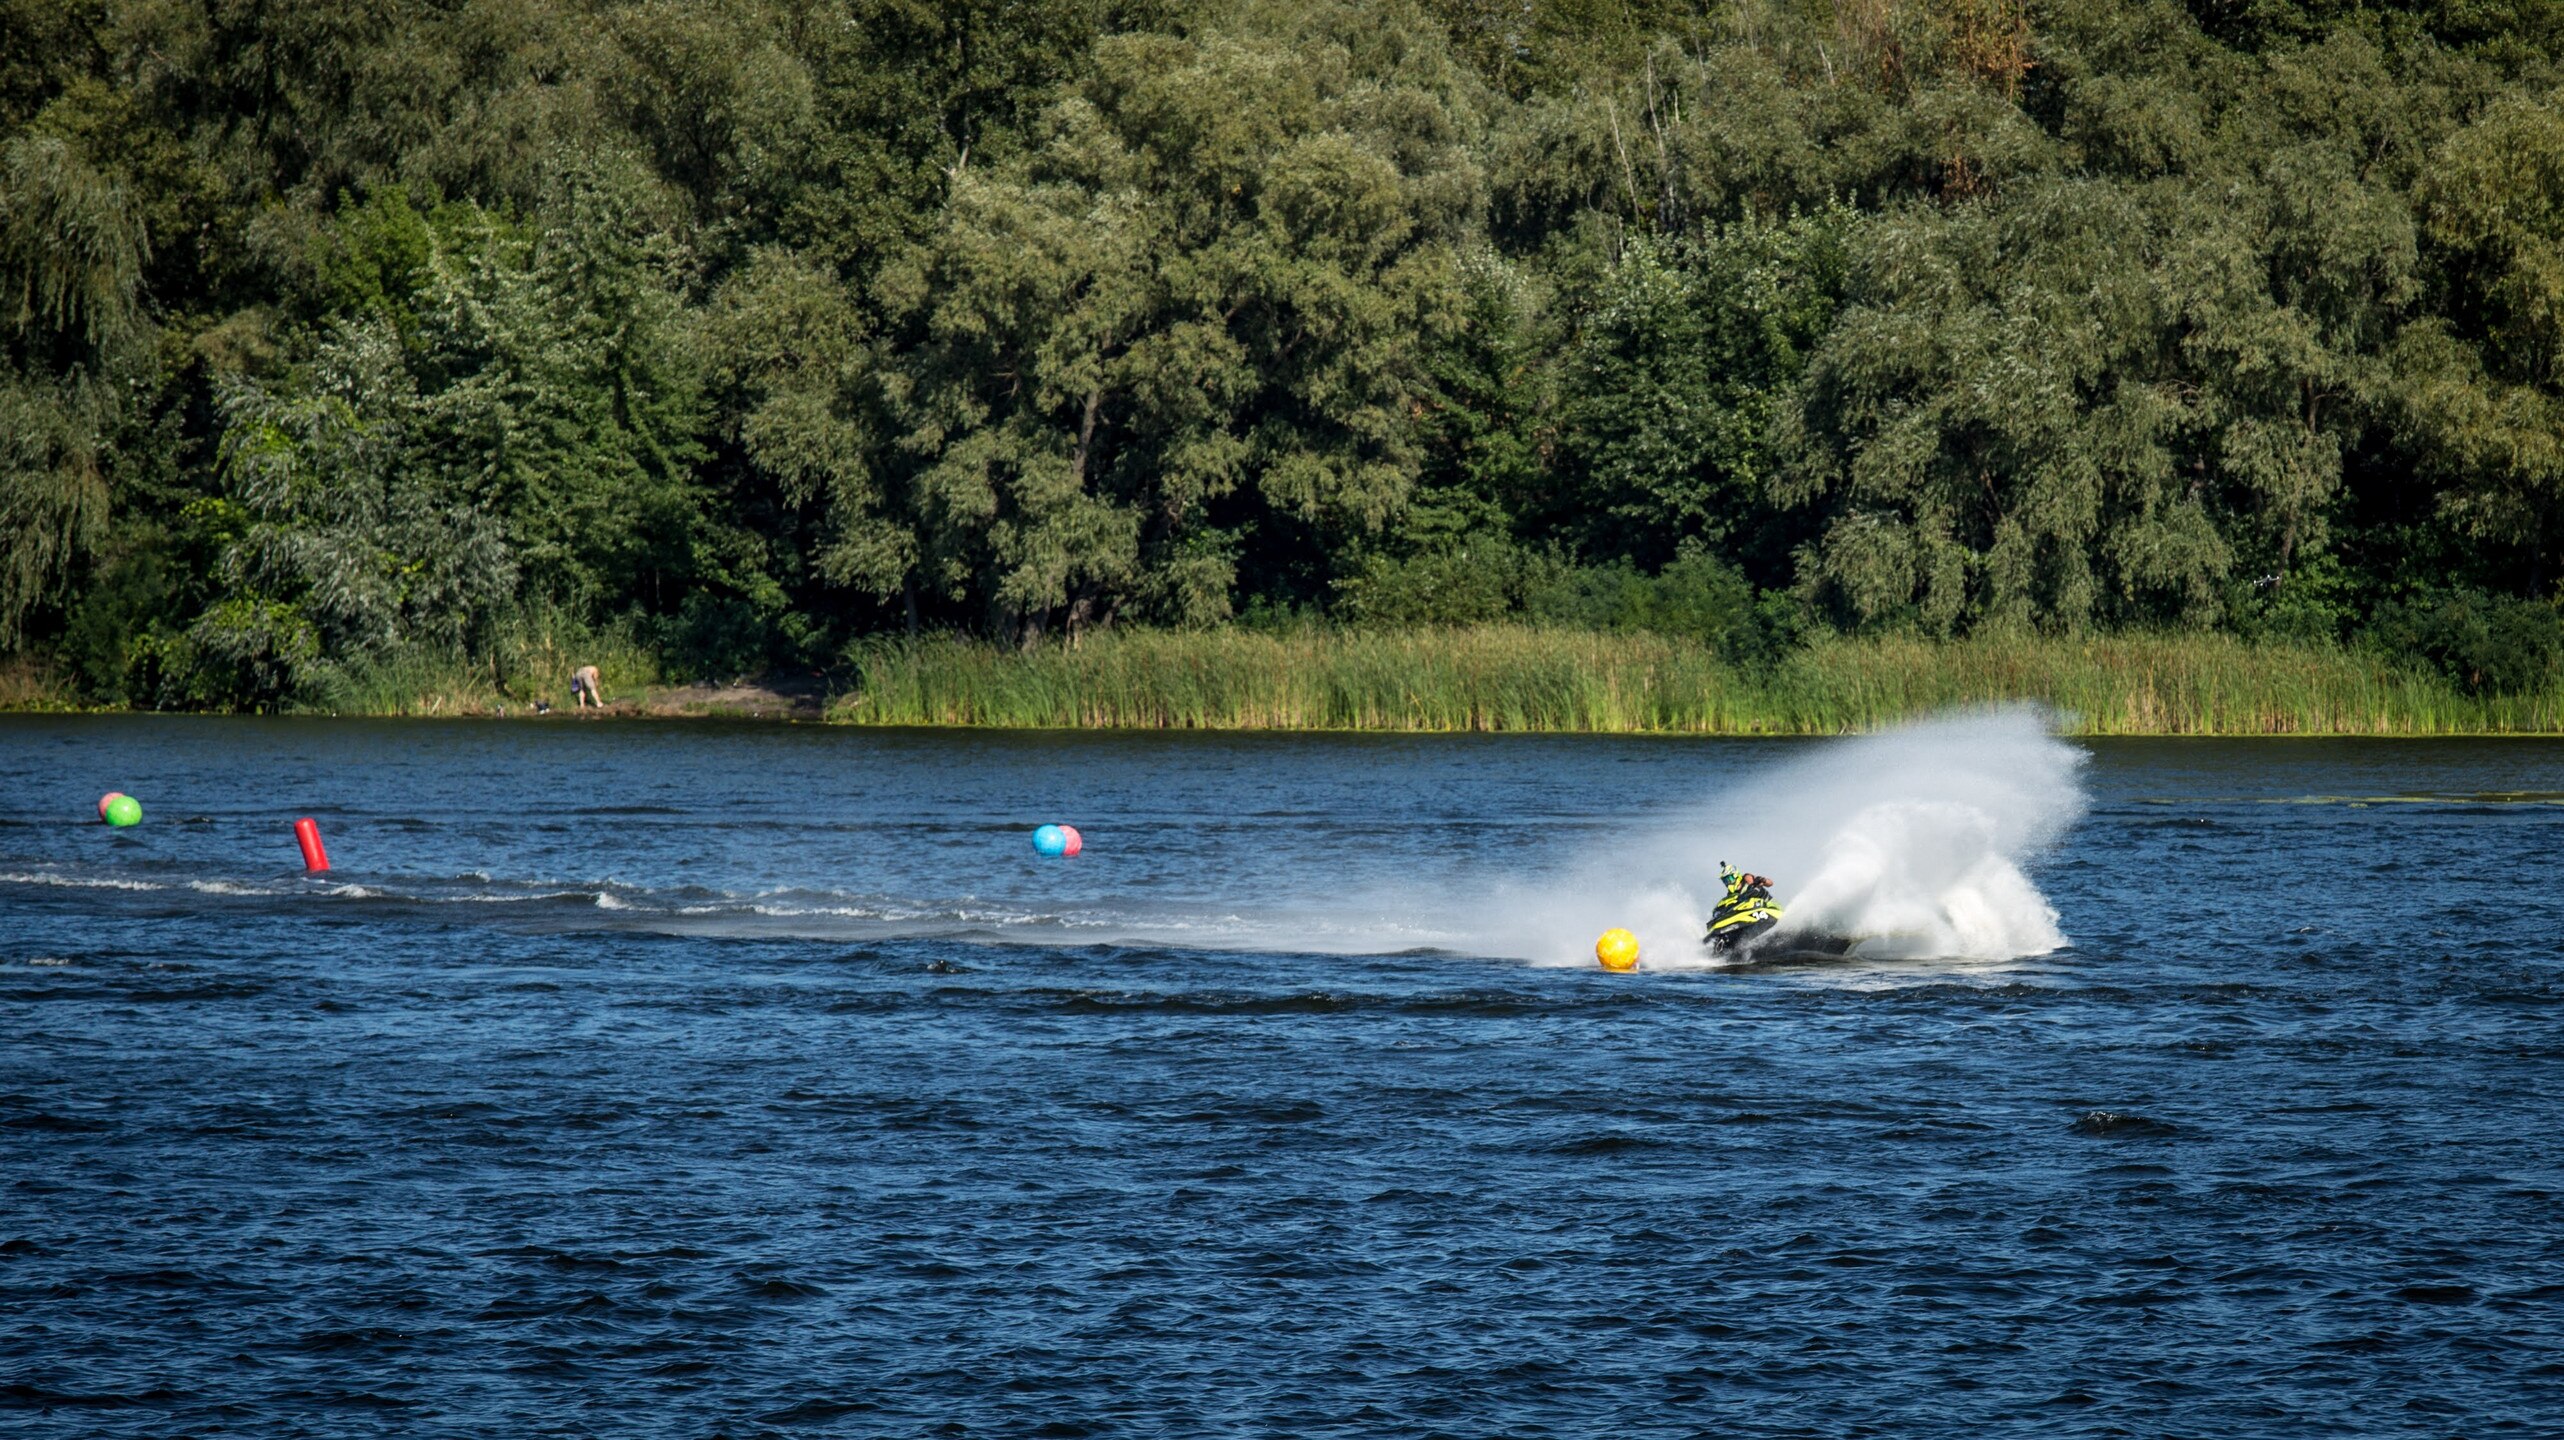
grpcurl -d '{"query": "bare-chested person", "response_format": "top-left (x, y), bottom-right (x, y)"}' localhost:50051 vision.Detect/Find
top-left (570, 664), bottom-right (603, 708)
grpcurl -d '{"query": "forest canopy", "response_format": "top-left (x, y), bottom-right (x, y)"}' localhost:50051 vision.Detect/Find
top-left (5, 0), bottom-right (2563, 705)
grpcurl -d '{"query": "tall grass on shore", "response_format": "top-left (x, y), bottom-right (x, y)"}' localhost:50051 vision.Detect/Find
top-left (834, 626), bottom-right (2564, 735)
top-left (0, 656), bottom-right (81, 712)
top-left (1768, 634), bottom-right (2564, 735)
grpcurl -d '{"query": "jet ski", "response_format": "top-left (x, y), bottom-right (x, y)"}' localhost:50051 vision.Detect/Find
top-left (1703, 864), bottom-right (1856, 962)
top-left (1706, 914), bottom-right (1861, 964)
top-left (1703, 864), bottom-right (1782, 952)
top-left (1716, 931), bottom-right (1862, 966)
top-left (1703, 889), bottom-right (1781, 953)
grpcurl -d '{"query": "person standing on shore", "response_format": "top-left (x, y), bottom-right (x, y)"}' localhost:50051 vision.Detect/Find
top-left (571, 664), bottom-right (602, 708)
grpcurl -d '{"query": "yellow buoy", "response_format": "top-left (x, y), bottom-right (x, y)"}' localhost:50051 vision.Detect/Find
top-left (1595, 927), bottom-right (1640, 971)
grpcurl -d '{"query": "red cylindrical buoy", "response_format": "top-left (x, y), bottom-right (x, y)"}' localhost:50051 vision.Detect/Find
top-left (294, 817), bottom-right (330, 873)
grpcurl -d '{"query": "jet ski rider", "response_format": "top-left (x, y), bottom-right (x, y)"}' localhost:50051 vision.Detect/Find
top-left (1705, 862), bottom-right (1782, 951)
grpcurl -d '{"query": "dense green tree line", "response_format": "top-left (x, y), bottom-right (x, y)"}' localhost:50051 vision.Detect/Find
top-left (4, 0), bottom-right (2562, 705)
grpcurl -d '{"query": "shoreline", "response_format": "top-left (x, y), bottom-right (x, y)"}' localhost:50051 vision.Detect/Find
top-left (9, 627), bottom-right (2563, 737)
top-left (10, 709), bottom-right (2564, 738)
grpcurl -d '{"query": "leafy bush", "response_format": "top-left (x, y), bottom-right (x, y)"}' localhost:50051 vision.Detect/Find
top-left (1341, 541), bottom-right (1803, 666)
top-left (655, 592), bottom-right (781, 683)
top-left (2365, 589), bottom-right (2564, 694)
top-left (2230, 553), bottom-right (2359, 645)
top-left (59, 544), bottom-right (182, 705)
top-left (1525, 549), bottom-right (1802, 666)
top-left (1333, 535), bottom-right (1527, 627)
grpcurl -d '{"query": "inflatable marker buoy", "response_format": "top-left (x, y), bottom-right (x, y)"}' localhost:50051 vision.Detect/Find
top-left (294, 817), bottom-right (331, 873)
top-left (1032, 824), bottom-right (1083, 858)
top-left (97, 792), bottom-right (125, 820)
top-left (102, 794), bottom-right (142, 828)
top-left (1595, 928), bottom-right (1639, 971)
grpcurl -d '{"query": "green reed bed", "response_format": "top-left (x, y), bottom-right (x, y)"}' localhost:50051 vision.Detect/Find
top-left (842, 628), bottom-right (1721, 731)
top-left (1756, 634), bottom-right (2564, 734)
top-left (835, 626), bottom-right (2564, 735)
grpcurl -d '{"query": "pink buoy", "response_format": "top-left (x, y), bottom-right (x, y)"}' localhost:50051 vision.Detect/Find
top-left (294, 817), bottom-right (331, 873)
top-left (97, 791), bottom-right (124, 819)
top-left (1058, 825), bottom-right (1083, 857)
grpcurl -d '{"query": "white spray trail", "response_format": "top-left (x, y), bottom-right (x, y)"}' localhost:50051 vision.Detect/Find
top-left (1461, 706), bottom-right (2086, 967)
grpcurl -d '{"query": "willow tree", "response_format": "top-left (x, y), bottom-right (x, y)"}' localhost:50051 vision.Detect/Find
top-left (709, 246), bottom-right (911, 622)
top-left (405, 158), bottom-right (712, 612)
top-left (1777, 18), bottom-right (2431, 635)
top-left (1556, 206), bottom-right (1853, 573)
top-left (0, 134), bottom-right (145, 643)
top-left (184, 153), bottom-right (713, 702)
top-left (868, 1), bottom-right (1483, 639)
top-left (2403, 93), bottom-right (2564, 596)
top-left (201, 323), bottom-right (516, 700)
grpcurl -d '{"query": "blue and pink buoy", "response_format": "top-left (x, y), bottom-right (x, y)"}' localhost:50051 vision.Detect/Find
top-left (1032, 823), bottom-right (1083, 858)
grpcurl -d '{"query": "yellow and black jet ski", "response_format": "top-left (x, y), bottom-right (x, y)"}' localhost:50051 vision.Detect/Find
top-left (1703, 863), bottom-right (1856, 960)
top-left (1704, 865), bottom-right (1783, 953)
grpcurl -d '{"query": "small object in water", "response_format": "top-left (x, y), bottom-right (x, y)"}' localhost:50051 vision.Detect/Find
top-left (1595, 928), bottom-right (1639, 971)
top-left (1032, 823), bottom-right (1083, 857)
top-left (294, 817), bottom-right (331, 873)
top-left (102, 793), bottom-right (142, 828)
top-left (97, 791), bottom-right (125, 820)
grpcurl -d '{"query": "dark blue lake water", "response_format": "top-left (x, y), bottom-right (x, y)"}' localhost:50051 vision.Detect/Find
top-left (3, 715), bottom-right (2561, 1436)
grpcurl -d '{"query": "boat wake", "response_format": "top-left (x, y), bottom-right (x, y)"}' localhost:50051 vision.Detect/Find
top-left (3, 708), bottom-right (2085, 970)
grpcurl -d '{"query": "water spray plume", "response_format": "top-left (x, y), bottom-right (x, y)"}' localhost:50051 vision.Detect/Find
top-left (1489, 706), bottom-right (2085, 967)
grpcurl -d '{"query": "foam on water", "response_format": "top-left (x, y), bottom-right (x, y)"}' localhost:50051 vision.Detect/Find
top-left (0, 870), bottom-right (165, 892)
top-left (188, 879), bottom-right (284, 896)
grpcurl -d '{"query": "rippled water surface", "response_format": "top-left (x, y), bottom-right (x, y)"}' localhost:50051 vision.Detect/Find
top-left (4, 716), bottom-right (2562, 1436)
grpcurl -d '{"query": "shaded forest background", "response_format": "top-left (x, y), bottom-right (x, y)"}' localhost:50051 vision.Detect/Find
top-left (6, 0), bottom-right (2564, 708)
